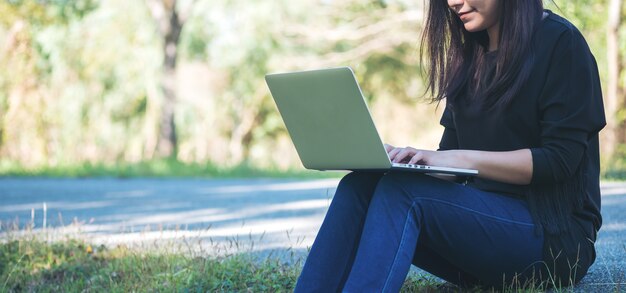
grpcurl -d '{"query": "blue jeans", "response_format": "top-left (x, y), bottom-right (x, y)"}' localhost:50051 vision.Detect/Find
top-left (294, 171), bottom-right (544, 292)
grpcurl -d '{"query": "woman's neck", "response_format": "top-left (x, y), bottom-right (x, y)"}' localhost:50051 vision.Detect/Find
top-left (487, 25), bottom-right (499, 52)
top-left (488, 11), bottom-right (549, 52)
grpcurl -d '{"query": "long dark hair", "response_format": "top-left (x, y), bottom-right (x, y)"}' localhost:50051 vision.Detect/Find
top-left (421, 0), bottom-right (544, 109)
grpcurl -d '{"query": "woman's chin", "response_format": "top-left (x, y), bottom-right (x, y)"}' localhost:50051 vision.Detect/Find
top-left (463, 23), bottom-right (482, 32)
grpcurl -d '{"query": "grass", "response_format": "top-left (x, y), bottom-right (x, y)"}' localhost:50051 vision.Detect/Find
top-left (0, 159), bottom-right (344, 179)
top-left (3, 159), bottom-right (626, 183)
top-left (0, 238), bottom-right (298, 292)
top-left (2, 222), bottom-right (621, 292)
top-left (2, 156), bottom-right (626, 181)
top-left (602, 167), bottom-right (626, 181)
top-left (602, 146), bottom-right (626, 181)
top-left (0, 237), bottom-right (447, 292)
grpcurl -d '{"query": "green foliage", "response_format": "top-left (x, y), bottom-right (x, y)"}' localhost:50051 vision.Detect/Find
top-left (0, 0), bottom-right (624, 173)
top-left (602, 144), bottom-right (626, 180)
top-left (0, 0), bottom-right (436, 171)
top-left (547, 0), bottom-right (610, 66)
top-left (0, 238), bottom-right (297, 292)
top-left (0, 237), bottom-right (589, 292)
top-left (0, 0), bottom-right (97, 26)
top-left (0, 238), bottom-right (446, 292)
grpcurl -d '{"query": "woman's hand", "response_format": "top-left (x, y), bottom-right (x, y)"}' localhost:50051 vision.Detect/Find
top-left (383, 143), bottom-right (533, 185)
top-left (384, 144), bottom-right (462, 168)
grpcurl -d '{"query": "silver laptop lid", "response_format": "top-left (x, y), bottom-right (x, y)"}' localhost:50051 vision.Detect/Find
top-left (265, 67), bottom-right (392, 170)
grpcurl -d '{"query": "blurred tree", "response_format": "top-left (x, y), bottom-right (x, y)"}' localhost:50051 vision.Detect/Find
top-left (606, 0), bottom-right (625, 156)
top-left (0, 0), bottom-right (97, 165)
top-left (145, 0), bottom-right (198, 158)
top-left (200, 0), bottom-right (428, 166)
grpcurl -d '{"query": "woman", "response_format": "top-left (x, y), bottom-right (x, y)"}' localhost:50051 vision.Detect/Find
top-left (295, 0), bottom-right (605, 291)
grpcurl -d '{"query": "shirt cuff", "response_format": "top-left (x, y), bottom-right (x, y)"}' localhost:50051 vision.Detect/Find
top-left (530, 148), bottom-right (552, 185)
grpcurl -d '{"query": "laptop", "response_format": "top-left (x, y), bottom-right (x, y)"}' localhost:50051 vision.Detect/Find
top-left (264, 67), bottom-right (478, 176)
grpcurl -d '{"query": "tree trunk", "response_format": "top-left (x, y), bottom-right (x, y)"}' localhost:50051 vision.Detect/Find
top-left (147, 0), bottom-right (186, 159)
top-left (605, 0), bottom-right (623, 157)
top-left (156, 10), bottom-right (182, 158)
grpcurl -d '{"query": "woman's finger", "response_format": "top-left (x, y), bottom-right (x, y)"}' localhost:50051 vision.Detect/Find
top-left (388, 147), bottom-right (402, 161)
top-left (383, 143), bottom-right (395, 153)
top-left (393, 148), bottom-right (416, 163)
top-left (408, 151), bottom-right (424, 165)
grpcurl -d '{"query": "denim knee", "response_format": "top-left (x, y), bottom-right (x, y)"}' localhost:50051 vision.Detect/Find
top-left (334, 171), bottom-right (384, 204)
top-left (366, 172), bottom-right (423, 221)
top-left (368, 172), bottom-right (456, 220)
top-left (373, 172), bottom-right (434, 199)
top-left (378, 172), bottom-right (455, 198)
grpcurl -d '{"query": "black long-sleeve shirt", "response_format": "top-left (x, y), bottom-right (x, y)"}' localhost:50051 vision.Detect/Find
top-left (439, 10), bottom-right (606, 283)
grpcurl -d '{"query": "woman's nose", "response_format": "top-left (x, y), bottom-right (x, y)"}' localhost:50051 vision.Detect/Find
top-left (447, 0), bottom-right (464, 9)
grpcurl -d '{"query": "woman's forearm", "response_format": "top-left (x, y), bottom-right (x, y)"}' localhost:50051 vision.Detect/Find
top-left (457, 149), bottom-right (533, 185)
top-left (387, 145), bottom-right (534, 185)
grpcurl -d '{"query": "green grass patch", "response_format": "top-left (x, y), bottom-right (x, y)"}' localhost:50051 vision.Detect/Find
top-left (603, 165), bottom-right (626, 182)
top-left (0, 159), bottom-right (345, 179)
top-left (0, 238), bottom-right (445, 292)
top-left (602, 145), bottom-right (626, 181)
top-left (0, 238), bottom-right (298, 292)
top-left (3, 155), bottom-right (626, 181)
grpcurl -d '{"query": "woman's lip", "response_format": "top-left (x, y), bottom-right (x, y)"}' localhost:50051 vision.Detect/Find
top-left (458, 10), bottom-right (475, 20)
top-left (458, 10), bottom-right (475, 17)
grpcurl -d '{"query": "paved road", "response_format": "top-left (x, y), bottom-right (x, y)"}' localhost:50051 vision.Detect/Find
top-left (0, 177), bottom-right (624, 291)
top-left (0, 177), bottom-right (341, 253)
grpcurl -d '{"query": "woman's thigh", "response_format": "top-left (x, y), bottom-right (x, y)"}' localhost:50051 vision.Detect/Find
top-left (294, 171), bottom-right (386, 292)
top-left (380, 172), bottom-right (544, 287)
